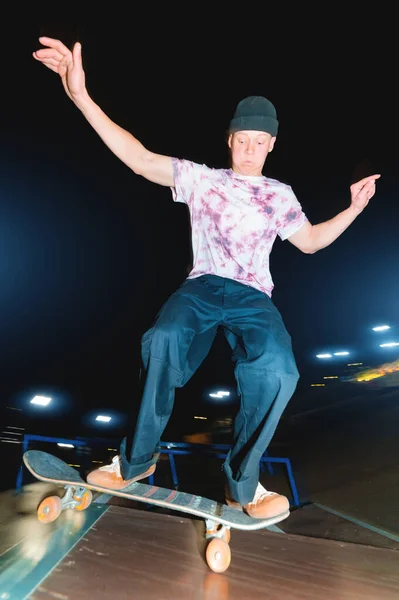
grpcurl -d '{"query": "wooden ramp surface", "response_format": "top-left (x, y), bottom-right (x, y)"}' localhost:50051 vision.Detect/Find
top-left (30, 505), bottom-right (399, 600)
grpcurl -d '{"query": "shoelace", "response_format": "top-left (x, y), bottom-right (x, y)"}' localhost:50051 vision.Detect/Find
top-left (249, 483), bottom-right (275, 505)
top-left (99, 455), bottom-right (121, 476)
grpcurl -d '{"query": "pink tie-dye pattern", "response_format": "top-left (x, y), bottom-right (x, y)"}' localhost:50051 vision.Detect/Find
top-left (171, 158), bottom-right (308, 297)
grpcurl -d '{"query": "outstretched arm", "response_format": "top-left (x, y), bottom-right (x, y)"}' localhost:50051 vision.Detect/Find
top-left (33, 37), bottom-right (174, 187)
top-left (287, 174), bottom-right (380, 254)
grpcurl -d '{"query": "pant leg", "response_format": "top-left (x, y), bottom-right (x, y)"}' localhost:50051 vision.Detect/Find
top-left (120, 277), bottom-right (222, 479)
top-left (221, 281), bottom-right (299, 505)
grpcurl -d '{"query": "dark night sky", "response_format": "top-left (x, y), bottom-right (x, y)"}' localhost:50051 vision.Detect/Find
top-left (1, 16), bottom-right (399, 426)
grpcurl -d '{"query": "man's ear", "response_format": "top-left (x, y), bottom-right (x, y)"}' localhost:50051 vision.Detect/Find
top-left (269, 136), bottom-right (276, 152)
top-left (227, 133), bottom-right (233, 149)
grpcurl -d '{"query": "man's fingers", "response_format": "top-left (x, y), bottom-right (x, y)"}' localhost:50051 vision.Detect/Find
top-left (361, 180), bottom-right (374, 191)
top-left (34, 48), bottom-right (65, 62)
top-left (42, 58), bottom-right (62, 70)
top-left (32, 55), bottom-right (60, 73)
top-left (38, 36), bottom-right (71, 56)
top-left (351, 174), bottom-right (380, 196)
top-left (33, 52), bottom-right (70, 74)
top-left (357, 174), bottom-right (381, 186)
top-left (361, 182), bottom-right (376, 200)
top-left (72, 42), bottom-right (82, 67)
top-left (357, 184), bottom-right (374, 196)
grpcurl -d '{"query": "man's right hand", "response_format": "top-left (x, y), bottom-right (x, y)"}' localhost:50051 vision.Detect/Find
top-left (32, 36), bottom-right (174, 186)
top-left (33, 37), bottom-right (87, 104)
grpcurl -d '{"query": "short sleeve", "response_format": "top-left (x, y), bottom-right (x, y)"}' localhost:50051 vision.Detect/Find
top-left (170, 158), bottom-right (202, 207)
top-left (277, 186), bottom-right (309, 241)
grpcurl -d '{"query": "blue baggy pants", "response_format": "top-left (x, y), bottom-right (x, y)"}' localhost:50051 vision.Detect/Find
top-left (120, 275), bottom-right (299, 505)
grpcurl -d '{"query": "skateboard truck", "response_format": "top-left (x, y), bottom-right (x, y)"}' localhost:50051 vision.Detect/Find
top-left (37, 485), bottom-right (93, 523)
top-left (205, 519), bottom-right (231, 541)
top-left (61, 485), bottom-right (93, 510)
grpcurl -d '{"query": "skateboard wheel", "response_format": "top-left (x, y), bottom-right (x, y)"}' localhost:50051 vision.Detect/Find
top-left (73, 490), bottom-right (93, 511)
top-left (206, 538), bottom-right (231, 573)
top-left (37, 496), bottom-right (62, 523)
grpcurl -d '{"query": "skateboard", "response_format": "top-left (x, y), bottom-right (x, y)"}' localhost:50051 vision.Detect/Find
top-left (23, 449), bottom-right (290, 573)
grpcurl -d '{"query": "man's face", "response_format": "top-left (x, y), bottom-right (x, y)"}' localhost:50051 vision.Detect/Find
top-left (228, 130), bottom-right (276, 176)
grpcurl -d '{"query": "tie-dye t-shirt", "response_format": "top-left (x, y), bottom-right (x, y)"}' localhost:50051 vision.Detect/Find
top-left (171, 158), bottom-right (308, 297)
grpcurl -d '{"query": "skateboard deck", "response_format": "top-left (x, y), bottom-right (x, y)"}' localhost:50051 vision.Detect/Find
top-left (23, 449), bottom-right (290, 572)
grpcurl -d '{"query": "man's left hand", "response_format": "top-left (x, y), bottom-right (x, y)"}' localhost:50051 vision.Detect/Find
top-left (350, 174), bottom-right (381, 214)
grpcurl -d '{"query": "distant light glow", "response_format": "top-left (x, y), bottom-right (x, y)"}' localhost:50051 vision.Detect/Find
top-left (194, 416), bottom-right (208, 420)
top-left (316, 354), bottom-right (332, 359)
top-left (96, 415), bottom-right (111, 422)
top-left (348, 363), bottom-right (363, 366)
top-left (354, 358), bottom-right (399, 382)
top-left (311, 383), bottom-right (325, 387)
top-left (334, 351), bottom-right (350, 356)
top-left (31, 395), bottom-right (52, 406)
top-left (373, 325), bottom-right (390, 332)
top-left (57, 443), bottom-right (74, 448)
top-left (380, 342), bottom-right (399, 348)
top-left (209, 391), bottom-right (230, 398)
top-left (323, 376), bottom-right (338, 379)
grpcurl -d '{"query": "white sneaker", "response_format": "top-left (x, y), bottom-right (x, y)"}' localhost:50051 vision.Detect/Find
top-left (86, 455), bottom-right (156, 490)
top-left (226, 482), bottom-right (289, 519)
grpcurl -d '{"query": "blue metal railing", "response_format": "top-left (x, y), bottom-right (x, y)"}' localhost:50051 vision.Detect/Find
top-left (152, 441), bottom-right (300, 507)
